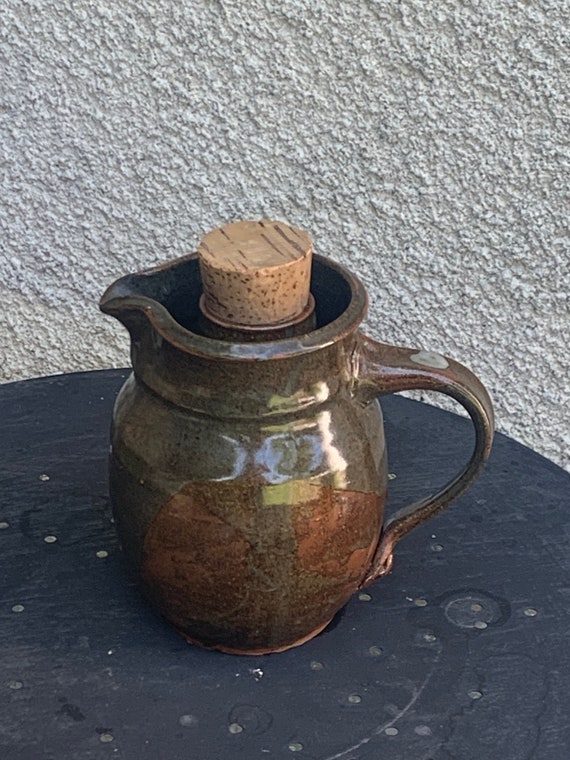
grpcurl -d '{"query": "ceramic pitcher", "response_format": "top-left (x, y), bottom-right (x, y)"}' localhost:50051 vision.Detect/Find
top-left (100, 252), bottom-right (494, 654)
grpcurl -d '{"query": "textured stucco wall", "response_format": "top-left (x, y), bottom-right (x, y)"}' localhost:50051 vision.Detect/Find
top-left (2, 0), bottom-right (569, 471)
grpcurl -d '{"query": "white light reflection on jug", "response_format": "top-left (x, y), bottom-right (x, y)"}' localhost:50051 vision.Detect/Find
top-left (210, 434), bottom-right (248, 481)
top-left (256, 410), bottom-right (347, 490)
top-left (267, 381), bottom-right (330, 414)
top-left (255, 427), bottom-right (320, 485)
top-left (316, 410), bottom-right (348, 489)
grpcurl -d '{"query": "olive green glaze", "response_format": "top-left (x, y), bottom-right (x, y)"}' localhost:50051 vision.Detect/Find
top-left (100, 254), bottom-right (494, 654)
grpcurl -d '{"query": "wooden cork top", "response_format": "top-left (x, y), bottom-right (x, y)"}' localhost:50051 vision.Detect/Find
top-left (197, 220), bottom-right (314, 329)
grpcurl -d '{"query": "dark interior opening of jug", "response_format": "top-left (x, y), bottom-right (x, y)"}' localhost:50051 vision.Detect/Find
top-left (151, 255), bottom-right (356, 341)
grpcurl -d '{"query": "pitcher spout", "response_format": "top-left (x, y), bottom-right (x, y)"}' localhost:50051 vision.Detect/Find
top-left (99, 253), bottom-right (203, 337)
top-left (99, 277), bottom-right (152, 333)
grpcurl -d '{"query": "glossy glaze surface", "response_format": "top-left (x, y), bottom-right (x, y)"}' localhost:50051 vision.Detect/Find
top-left (101, 254), bottom-right (494, 653)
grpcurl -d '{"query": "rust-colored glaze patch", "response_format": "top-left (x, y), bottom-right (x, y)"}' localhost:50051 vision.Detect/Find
top-left (293, 488), bottom-right (381, 581)
top-left (141, 480), bottom-right (384, 653)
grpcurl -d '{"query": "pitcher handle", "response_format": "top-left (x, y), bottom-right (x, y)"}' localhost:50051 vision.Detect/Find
top-left (354, 333), bottom-right (495, 588)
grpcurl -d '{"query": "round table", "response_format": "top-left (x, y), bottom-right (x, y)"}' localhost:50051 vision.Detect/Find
top-left (1, 369), bottom-right (568, 760)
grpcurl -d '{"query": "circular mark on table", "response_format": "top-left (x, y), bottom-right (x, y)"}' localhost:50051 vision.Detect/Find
top-left (228, 704), bottom-right (273, 735)
top-left (444, 590), bottom-right (510, 629)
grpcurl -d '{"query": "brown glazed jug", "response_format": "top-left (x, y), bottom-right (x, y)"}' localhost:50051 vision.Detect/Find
top-left (100, 223), bottom-right (494, 655)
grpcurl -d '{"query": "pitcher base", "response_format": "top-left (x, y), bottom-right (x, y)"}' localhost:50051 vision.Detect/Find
top-left (175, 617), bottom-right (334, 656)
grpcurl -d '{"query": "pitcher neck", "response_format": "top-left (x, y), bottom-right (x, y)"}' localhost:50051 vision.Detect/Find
top-left (131, 331), bottom-right (359, 419)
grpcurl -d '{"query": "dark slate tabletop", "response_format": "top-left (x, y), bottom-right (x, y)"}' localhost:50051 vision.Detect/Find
top-left (1, 369), bottom-right (569, 760)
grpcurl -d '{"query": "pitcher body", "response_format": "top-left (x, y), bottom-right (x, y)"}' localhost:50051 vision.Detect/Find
top-left (101, 242), bottom-right (494, 654)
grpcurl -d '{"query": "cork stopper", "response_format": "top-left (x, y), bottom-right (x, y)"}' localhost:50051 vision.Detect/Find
top-left (197, 220), bottom-right (314, 329)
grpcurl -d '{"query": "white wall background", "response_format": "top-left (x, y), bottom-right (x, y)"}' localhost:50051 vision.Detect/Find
top-left (1, 0), bottom-right (569, 471)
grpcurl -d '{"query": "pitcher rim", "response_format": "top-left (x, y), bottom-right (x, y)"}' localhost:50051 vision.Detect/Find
top-left (100, 253), bottom-right (369, 361)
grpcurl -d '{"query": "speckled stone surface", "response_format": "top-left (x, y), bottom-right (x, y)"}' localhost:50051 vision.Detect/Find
top-left (1, 0), bottom-right (568, 470)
